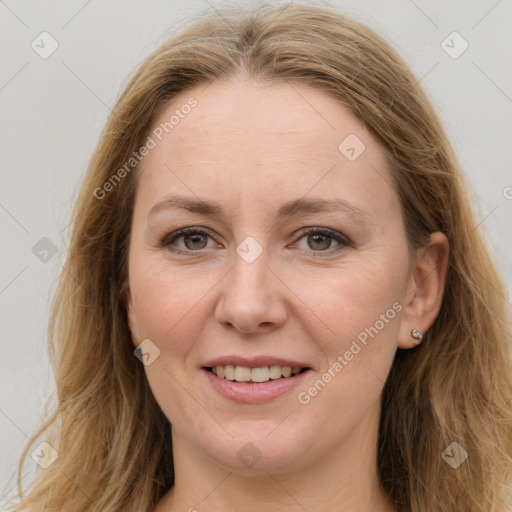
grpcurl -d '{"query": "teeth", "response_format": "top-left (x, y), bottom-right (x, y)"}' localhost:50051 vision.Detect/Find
top-left (251, 366), bottom-right (270, 382)
top-left (269, 365), bottom-right (282, 379)
top-left (211, 365), bottom-right (305, 383)
top-left (224, 365), bottom-right (235, 380)
top-left (234, 366), bottom-right (251, 382)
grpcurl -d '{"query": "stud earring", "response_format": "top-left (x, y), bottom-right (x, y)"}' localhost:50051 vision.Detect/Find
top-left (411, 329), bottom-right (423, 344)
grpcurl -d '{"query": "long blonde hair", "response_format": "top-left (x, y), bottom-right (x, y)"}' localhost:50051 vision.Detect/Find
top-left (7, 3), bottom-right (512, 511)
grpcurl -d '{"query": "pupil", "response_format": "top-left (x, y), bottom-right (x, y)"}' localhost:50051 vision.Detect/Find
top-left (309, 234), bottom-right (330, 250)
top-left (186, 234), bottom-right (206, 250)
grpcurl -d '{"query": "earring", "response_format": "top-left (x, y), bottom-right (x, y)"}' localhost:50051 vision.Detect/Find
top-left (411, 329), bottom-right (423, 344)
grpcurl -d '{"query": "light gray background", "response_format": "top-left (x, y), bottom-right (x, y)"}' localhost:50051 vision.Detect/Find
top-left (1, 0), bottom-right (511, 503)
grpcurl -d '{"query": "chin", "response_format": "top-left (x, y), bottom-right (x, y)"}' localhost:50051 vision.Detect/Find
top-left (190, 422), bottom-right (318, 474)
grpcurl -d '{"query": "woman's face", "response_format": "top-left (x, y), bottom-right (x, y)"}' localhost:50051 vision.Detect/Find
top-left (125, 76), bottom-right (415, 473)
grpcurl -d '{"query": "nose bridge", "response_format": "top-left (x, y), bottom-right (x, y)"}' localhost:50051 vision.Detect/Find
top-left (233, 236), bottom-right (269, 294)
top-left (229, 233), bottom-right (273, 304)
top-left (215, 233), bottom-right (287, 332)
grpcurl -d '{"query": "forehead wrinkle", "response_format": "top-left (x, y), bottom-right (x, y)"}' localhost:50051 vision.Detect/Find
top-left (145, 195), bottom-right (373, 228)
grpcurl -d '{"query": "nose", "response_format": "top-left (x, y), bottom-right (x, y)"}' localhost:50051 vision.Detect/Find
top-left (214, 242), bottom-right (288, 334)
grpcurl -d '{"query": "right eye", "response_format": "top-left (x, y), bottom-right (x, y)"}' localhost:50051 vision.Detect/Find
top-left (160, 227), bottom-right (217, 254)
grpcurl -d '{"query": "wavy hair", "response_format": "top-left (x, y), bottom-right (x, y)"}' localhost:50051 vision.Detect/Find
top-left (7, 2), bottom-right (512, 511)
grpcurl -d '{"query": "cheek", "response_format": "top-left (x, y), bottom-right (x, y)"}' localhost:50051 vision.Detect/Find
top-left (128, 260), bottom-right (211, 415)
top-left (129, 257), bottom-right (210, 342)
top-left (305, 248), bottom-right (407, 342)
top-left (293, 283), bottom-right (402, 450)
top-left (295, 245), bottom-right (407, 405)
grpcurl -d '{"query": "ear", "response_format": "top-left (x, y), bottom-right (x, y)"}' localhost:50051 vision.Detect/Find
top-left (123, 285), bottom-right (141, 348)
top-left (398, 232), bottom-right (449, 349)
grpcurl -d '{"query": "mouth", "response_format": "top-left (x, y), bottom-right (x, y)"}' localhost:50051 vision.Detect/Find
top-left (201, 363), bottom-right (313, 404)
top-left (200, 355), bottom-right (314, 403)
top-left (204, 365), bottom-right (311, 383)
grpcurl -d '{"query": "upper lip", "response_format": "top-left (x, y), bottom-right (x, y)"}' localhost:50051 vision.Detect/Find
top-left (203, 356), bottom-right (311, 369)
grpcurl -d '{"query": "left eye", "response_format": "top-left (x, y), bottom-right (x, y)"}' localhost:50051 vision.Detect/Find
top-left (295, 229), bottom-right (344, 252)
top-left (161, 227), bottom-right (350, 254)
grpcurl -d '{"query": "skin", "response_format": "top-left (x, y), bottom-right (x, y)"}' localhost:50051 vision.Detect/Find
top-left (125, 74), bottom-right (449, 512)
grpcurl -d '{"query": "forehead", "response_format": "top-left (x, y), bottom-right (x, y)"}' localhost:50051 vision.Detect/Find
top-left (149, 76), bottom-right (375, 160)
top-left (136, 76), bottom-right (398, 219)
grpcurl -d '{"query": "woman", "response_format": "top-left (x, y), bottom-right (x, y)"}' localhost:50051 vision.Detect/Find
top-left (8, 3), bottom-right (512, 511)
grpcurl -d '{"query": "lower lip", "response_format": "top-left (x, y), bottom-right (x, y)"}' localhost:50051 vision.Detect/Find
top-left (202, 368), bottom-right (311, 404)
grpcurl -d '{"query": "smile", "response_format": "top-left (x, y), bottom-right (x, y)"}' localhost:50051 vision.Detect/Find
top-left (202, 365), bottom-right (312, 404)
top-left (208, 364), bottom-right (308, 383)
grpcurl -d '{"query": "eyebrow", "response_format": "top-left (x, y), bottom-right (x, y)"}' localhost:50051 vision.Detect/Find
top-left (147, 195), bottom-right (371, 222)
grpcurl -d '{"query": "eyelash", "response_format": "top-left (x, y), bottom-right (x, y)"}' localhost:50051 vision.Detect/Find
top-left (159, 226), bottom-right (352, 256)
